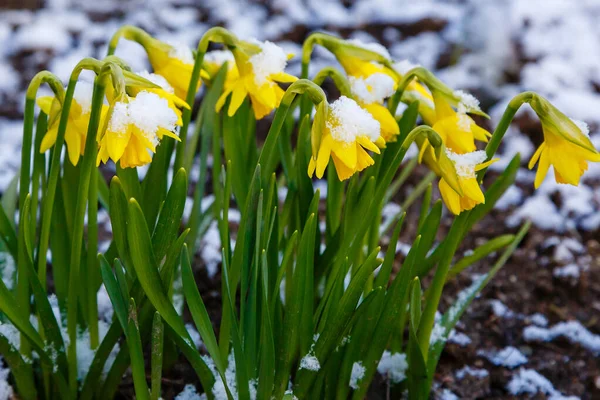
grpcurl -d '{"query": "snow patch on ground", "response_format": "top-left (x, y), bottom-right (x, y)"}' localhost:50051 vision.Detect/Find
top-left (478, 346), bottom-right (528, 369)
top-left (523, 320), bottom-right (600, 355)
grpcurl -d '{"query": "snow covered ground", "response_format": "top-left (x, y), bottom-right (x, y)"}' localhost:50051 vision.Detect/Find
top-left (1, 0), bottom-right (600, 398)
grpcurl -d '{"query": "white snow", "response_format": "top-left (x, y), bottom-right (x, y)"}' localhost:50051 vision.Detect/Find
top-left (0, 253), bottom-right (15, 290)
top-left (204, 50), bottom-right (235, 68)
top-left (0, 322), bottom-right (20, 350)
top-left (349, 73), bottom-right (395, 104)
top-left (126, 91), bottom-right (179, 146)
top-left (523, 320), bottom-right (600, 355)
top-left (299, 353), bottom-right (320, 371)
top-left (168, 42), bottom-right (195, 65)
top-left (327, 96), bottom-right (381, 143)
top-left (455, 366), bottom-right (489, 380)
top-left (553, 264), bottom-right (580, 280)
top-left (478, 346), bottom-right (528, 369)
top-left (445, 150), bottom-right (487, 178)
top-left (0, 358), bottom-right (13, 400)
top-left (185, 323), bottom-right (203, 350)
top-left (249, 40), bottom-right (288, 86)
top-left (204, 352), bottom-right (258, 400)
top-left (507, 368), bottom-right (579, 399)
top-left (439, 388), bottom-right (459, 400)
top-left (96, 284), bottom-right (114, 322)
top-left (454, 90), bottom-right (481, 114)
top-left (349, 361), bottom-right (365, 389)
top-left (175, 384), bottom-right (203, 400)
top-left (377, 351), bottom-right (407, 384)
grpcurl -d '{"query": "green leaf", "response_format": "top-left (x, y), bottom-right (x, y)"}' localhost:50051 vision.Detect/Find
top-left (127, 198), bottom-right (190, 341)
top-left (294, 247), bottom-right (381, 397)
top-left (152, 168), bottom-right (188, 261)
top-left (374, 213), bottom-right (405, 288)
top-left (151, 312), bottom-right (164, 400)
top-left (0, 334), bottom-right (37, 400)
top-left (126, 199), bottom-right (215, 392)
top-left (426, 222), bottom-right (531, 385)
top-left (99, 255), bottom-right (128, 332)
top-left (407, 279), bottom-right (428, 399)
top-left (109, 176), bottom-right (134, 279)
top-left (273, 213), bottom-right (317, 399)
top-left (447, 234), bottom-right (515, 281)
top-left (1, 173), bottom-right (18, 229)
top-left (181, 245), bottom-right (225, 373)
top-left (257, 251), bottom-right (275, 399)
top-left (142, 139), bottom-right (174, 231)
top-left (0, 203), bottom-right (17, 259)
top-left (127, 298), bottom-right (151, 400)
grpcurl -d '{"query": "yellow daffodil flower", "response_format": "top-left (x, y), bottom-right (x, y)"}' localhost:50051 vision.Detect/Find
top-left (132, 71), bottom-right (190, 125)
top-left (438, 150), bottom-right (497, 215)
top-left (215, 40), bottom-right (297, 120)
top-left (97, 91), bottom-right (182, 168)
top-left (308, 96), bottom-right (381, 181)
top-left (429, 91), bottom-right (491, 154)
top-left (144, 39), bottom-right (208, 99)
top-left (37, 81), bottom-right (108, 166)
top-left (528, 118), bottom-right (600, 188)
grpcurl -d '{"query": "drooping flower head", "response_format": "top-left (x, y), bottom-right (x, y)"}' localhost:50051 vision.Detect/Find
top-left (329, 39), bottom-right (401, 144)
top-left (215, 40), bottom-right (297, 119)
top-left (528, 115), bottom-right (600, 188)
top-left (428, 90), bottom-right (491, 154)
top-left (308, 96), bottom-right (382, 181)
top-left (438, 150), bottom-right (497, 215)
top-left (144, 39), bottom-right (206, 99)
top-left (97, 91), bottom-right (182, 168)
top-left (37, 81), bottom-right (108, 166)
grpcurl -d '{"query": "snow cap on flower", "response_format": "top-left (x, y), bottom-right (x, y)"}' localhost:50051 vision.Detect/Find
top-left (249, 40), bottom-right (289, 86)
top-left (327, 96), bottom-right (380, 143)
top-left (446, 149), bottom-right (488, 178)
top-left (350, 73), bottom-right (395, 105)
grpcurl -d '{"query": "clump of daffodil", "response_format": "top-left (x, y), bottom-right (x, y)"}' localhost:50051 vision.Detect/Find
top-left (37, 81), bottom-right (108, 166)
top-left (438, 150), bottom-right (497, 215)
top-left (215, 40), bottom-right (297, 119)
top-left (528, 114), bottom-right (600, 188)
top-left (308, 95), bottom-right (382, 181)
top-left (97, 90), bottom-right (182, 168)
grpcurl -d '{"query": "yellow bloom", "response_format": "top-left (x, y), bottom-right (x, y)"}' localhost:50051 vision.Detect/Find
top-left (528, 118), bottom-right (600, 188)
top-left (144, 39), bottom-right (206, 99)
top-left (97, 91), bottom-right (183, 168)
top-left (215, 41), bottom-right (297, 120)
top-left (308, 96), bottom-right (381, 181)
top-left (132, 71), bottom-right (190, 125)
top-left (429, 91), bottom-right (491, 154)
top-left (438, 150), bottom-right (497, 215)
top-left (349, 73), bottom-right (398, 144)
top-left (37, 81), bottom-right (108, 166)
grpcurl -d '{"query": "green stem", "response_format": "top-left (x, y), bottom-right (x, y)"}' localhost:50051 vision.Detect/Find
top-left (88, 165), bottom-right (99, 349)
top-left (477, 91), bottom-right (535, 179)
top-left (66, 73), bottom-right (109, 397)
top-left (312, 67), bottom-right (352, 97)
top-left (256, 79), bottom-right (326, 182)
top-left (37, 60), bottom-right (103, 290)
top-left (19, 72), bottom-right (64, 359)
top-left (174, 27), bottom-right (239, 173)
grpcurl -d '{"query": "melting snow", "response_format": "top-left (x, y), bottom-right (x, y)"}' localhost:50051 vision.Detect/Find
top-left (523, 320), bottom-right (600, 355)
top-left (507, 368), bottom-right (579, 399)
top-left (478, 346), bottom-right (528, 369)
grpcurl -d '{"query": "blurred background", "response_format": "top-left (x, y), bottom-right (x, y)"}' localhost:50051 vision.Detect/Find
top-left (1, 0), bottom-right (600, 398)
